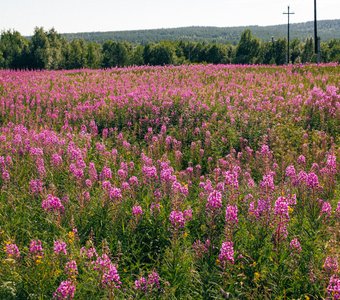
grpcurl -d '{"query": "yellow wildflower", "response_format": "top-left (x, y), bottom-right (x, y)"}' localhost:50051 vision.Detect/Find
top-left (54, 269), bottom-right (61, 276)
top-left (68, 231), bottom-right (75, 243)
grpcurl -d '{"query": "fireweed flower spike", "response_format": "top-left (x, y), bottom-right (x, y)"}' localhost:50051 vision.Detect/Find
top-left (29, 239), bottom-right (44, 257)
top-left (169, 210), bottom-right (185, 228)
top-left (54, 240), bottom-right (67, 255)
top-left (42, 195), bottom-right (65, 214)
top-left (5, 243), bottom-right (20, 259)
top-left (218, 241), bottom-right (235, 266)
top-left (327, 275), bottom-right (340, 299)
top-left (53, 280), bottom-right (76, 300)
top-left (206, 190), bottom-right (223, 211)
top-left (225, 205), bottom-right (238, 225)
top-left (132, 205), bottom-right (143, 217)
top-left (324, 256), bottom-right (339, 273)
top-left (289, 238), bottom-right (302, 253)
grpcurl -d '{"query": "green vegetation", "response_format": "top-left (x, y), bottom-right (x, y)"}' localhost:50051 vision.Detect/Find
top-left (0, 24), bottom-right (340, 70)
top-left (61, 20), bottom-right (340, 44)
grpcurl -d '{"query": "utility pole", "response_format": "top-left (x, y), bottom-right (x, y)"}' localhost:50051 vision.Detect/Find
top-left (283, 6), bottom-right (295, 64)
top-left (314, 0), bottom-right (320, 62)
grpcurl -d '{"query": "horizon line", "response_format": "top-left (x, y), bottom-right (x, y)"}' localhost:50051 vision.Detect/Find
top-left (1, 18), bottom-right (338, 36)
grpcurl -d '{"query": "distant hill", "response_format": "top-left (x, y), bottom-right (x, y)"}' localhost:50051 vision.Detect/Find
top-left (61, 19), bottom-right (340, 44)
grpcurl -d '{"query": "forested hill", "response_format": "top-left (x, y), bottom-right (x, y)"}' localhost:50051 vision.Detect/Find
top-left (61, 19), bottom-right (340, 44)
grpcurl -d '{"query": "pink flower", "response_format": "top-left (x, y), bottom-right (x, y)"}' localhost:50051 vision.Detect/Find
top-left (53, 280), bottom-right (76, 300)
top-left (109, 187), bottom-right (122, 201)
top-left (326, 153), bottom-right (337, 173)
top-left (132, 205), bottom-right (143, 216)
top-left (142, 166), bottom-right (158, 180)
top-left (260, 173), bottom-right (275, 191)
top-left (2, 170), bottom-right (10, 182)
top-left (102, 180), bottom-right (112, 191)
top-left (100, 166), bottom-right (112, 180)
top-left (321, 201), bottom-right (332, 217)
top-left (128, 176), bottom-right (139, 186)
top-left (260, 144), bottom-right (271, 156)
top-left (169, 210), bottom-right (185, 228)
top-left (135, 277), bottom-right (147, 291)
top-left (42, 194), bottom-right (64, 214)
top-left (29, 239), bottom-right (44, 257)
top-left (206, 190), bottom-right (222, 211)
top-left (85, 179), bottom-right (92, 187)
top-left (65, 260), bottom-right (78, 277)
top-left (135, 271), bottom-right (160, 292)
top-left (224, 171), bottom-right (239, 189)
top-left (101, 264), bottom-right (121, 289)
top-left (80, 247), bottom-right (98, 260)
top-left (324, 256), bottom-right (338, 273)
top-left (307, 172), bottom-right (319, 189)
top-left (54, 240), bottom-right (67, 255)
top-left (297, 155), bottom-right (306, 165)
top-left (5, 243), bottom-right (20, 259)
top-left (183, 208), bottom-right (193, 221)
top-left (121, 181), bottom-right (130, 190)
top-left (88, 162), bottom-right (98, 181)
top-left (297, 171), bottom-right (308, 185)
top-left (275, 224), bottom-right (288, 239)
top-left (147, 271), bottom-right (160, 289)
top-left (274, 197), bottom-right (289, 220)
top-left (289, 238), bottom-right (302, 253)
top-left (117, 169), bottom-right (128, 180)
top-left (336, 201), bottom-right (340, 218)
top-left (30, 179), bottom-right (43, 194)
top-left (285, 165), bottom-right (296, 178)
top-left (51, 153), bottom-right (63, 167)
top-left (225, 205), bottom-right (238, 225)
top-left (218, 241), bottom-right (234, 265)
top-left (327, 275), bottom-right (340, 299)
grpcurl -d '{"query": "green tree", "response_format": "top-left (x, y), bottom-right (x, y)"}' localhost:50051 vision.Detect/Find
top-left (290, 39), bottom-right (301, 64)
top-left (102, 41), bottom-right (129, 67)
top-left (190, 42), bottom-right (208, 63)
top-left (47, 28), bottom-right (65, 69)
top-left (65, 39), bottom-right (87, 69)
top-left (30, 27), bottom-right (52, 69)
top-left (143, 43), bottom-right (175, 66)
top-left (130, 45), bottom-right (144, 66)
top-left (261, 42), bottom-right (275, 64)
top-left (274, 38), bottom-right (287, 65)
top-left (234, 29), bottom-right (260, 64)
top-left (86, 42), bottom-right (102, 68)
top-left (0, 48), bottom-right (3, 67)
top-left (0, 30), bottom-right (29, 69)
top-left (301, 38), bottom-right (314, 63)
top-left (205, 44), bottom-right (226, 64)
top-left (328, 39), bottom-right (340, 62)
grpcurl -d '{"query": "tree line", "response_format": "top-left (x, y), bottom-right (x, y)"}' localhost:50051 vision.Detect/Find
top-left (0, 27), bottom-right (339, 70)
top-left (62, 20), bottom-right (340, 45)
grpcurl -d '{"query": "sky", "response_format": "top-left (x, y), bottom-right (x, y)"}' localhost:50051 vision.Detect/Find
top-left (0, 0), bottom-right (339, 35)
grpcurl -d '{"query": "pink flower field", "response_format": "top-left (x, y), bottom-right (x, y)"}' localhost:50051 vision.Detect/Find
top-left (0, 64), bottom-right (339, 299)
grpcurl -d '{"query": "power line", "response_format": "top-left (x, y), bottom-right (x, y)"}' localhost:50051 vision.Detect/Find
top-left (283, 6), bottom-right (295, 64)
